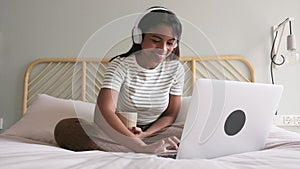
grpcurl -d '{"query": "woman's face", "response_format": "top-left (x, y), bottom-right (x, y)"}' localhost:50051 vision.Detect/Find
top-left (140, 24), bottom-right (177, 66)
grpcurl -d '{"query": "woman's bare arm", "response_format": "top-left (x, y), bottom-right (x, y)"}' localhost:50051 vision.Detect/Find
top-left (140, 94), bottom-right (181, 138)
top-left (95, 88), bottom-right (137, 137)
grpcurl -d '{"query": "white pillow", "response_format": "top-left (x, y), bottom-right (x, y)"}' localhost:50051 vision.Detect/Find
top-left (3, 94), bottom-right (95, 145)
top-left (176, 96), bottom-right (191, 123)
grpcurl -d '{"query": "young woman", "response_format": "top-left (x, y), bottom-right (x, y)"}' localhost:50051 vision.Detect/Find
top-left (55, 6), bottom-right (184, 154)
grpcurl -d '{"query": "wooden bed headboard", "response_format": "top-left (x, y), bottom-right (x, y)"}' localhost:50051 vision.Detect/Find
top-left (23, 55), bottom-right (255, 114)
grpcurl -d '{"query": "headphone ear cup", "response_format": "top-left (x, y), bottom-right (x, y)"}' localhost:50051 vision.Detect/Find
top-left (133, 27), bottom-right (142, 44)
top-left (174, 43), bottom-right (178, 48)
top-left (173, 41), bottom-right (178, 48)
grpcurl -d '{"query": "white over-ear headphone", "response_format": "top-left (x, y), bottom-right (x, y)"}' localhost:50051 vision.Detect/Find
top-left (132, 7), bottom-right (178, 48)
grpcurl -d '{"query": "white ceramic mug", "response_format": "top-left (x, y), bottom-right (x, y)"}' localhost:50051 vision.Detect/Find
top-left (116, 112), bottom-right (138, 128)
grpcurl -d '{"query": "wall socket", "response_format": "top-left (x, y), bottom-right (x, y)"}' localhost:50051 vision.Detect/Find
top-left (274, 115), bottom-right (300, 126)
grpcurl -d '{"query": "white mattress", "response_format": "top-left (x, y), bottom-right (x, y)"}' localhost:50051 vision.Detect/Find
top-left (1, 126), bottom-right (300, 169)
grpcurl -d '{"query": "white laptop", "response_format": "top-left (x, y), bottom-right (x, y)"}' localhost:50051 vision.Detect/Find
top-left (174, 78), bottom-right (283, 159)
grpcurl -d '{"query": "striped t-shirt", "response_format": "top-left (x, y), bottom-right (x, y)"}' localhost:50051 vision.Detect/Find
top-left (102, 54), bottom-right (185, 125)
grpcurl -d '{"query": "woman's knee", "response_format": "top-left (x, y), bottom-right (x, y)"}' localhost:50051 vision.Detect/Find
top-left (54, 118), bottom-right (81, 139)
top-left (54, 118), bottom-right (103, 151)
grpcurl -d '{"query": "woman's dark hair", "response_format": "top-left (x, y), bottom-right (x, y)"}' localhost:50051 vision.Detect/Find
top-left (110, 7), bottom-right (182, 61)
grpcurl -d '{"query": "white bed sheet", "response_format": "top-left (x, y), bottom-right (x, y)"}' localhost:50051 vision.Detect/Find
top-left (1, 126), bottom-right (300, 169)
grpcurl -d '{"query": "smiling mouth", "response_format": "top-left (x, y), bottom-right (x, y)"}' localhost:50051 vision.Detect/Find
top-left (156, 53), bottom-right (165, 57)
top-left (154, 53), bottom-right (166, 60)
top-left (153, 50), bottom-right (167, 57)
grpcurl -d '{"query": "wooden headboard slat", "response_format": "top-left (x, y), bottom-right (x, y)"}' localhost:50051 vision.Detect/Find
top-left (221, 60), bottom-right (242, 81)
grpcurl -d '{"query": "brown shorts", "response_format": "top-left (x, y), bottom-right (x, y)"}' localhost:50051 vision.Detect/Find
top-left (54, 118), bottom-right (183, 152)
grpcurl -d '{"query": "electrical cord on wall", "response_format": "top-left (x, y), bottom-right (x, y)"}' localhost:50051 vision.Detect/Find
top-left (270, 31), bottom-right (283, 115)
top-left (270, 31), bottom-right (286, 85)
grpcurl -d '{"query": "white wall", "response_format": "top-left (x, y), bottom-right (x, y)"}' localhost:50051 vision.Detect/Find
top-left (1, 0), bottom-right (300, 132)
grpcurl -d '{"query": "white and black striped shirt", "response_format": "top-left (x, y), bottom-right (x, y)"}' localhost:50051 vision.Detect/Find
top-left (102, 54), bottom-right (185, 125)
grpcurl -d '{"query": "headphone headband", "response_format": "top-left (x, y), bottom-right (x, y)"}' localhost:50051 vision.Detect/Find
top-left (133, 7), bottom-right (169, 29)
top-left (132, 7), bottom-right (173, 44)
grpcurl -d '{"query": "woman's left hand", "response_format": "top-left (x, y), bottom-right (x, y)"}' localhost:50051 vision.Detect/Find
top-left (129, 127), bottom-right (144, 137)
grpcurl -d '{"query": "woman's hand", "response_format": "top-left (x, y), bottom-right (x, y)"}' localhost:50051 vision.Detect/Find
top-left (129, 127), bottom-right (142, 135)
top-left (143, 136), bottom-right (180, 154)
top-left (128, 127), bottom-right (149, 138)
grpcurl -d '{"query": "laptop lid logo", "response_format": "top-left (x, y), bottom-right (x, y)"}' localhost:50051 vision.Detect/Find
top-left (224, 109), bottom-right (246, 136)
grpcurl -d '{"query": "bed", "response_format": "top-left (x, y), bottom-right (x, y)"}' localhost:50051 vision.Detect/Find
top-left (1, 55), bottom-right (300, 169)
